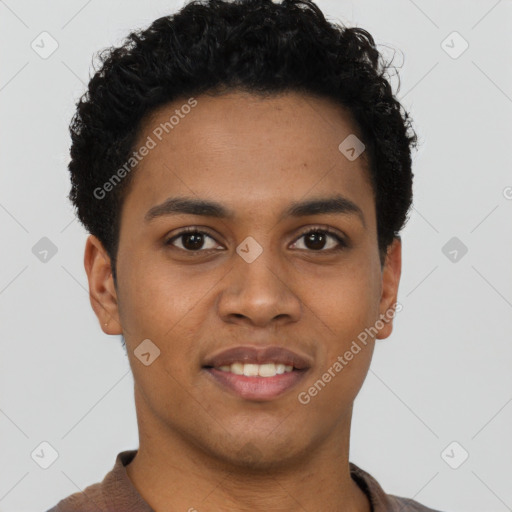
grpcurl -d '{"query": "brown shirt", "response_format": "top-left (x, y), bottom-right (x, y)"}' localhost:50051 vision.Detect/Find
top-left (46, 450), bottom-right (443, 512)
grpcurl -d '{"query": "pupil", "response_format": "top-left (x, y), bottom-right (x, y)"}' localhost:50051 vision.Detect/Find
top-left (306, 232), bottom-right (325, 250)
top-left (184, 233), bottom-right (204, 250)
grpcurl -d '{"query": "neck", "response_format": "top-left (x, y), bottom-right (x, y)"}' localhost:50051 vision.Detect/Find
top-left (126, 390), bottom-right (371, 512)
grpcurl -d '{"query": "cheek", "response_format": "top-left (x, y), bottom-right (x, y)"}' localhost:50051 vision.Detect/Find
top-left (116, 254), bottom-right (220, 379)
top-left (303, 262), bottom-right (381, 338)
top-left (299, 282), bottom-right (377, 418)
top-left (299, 261), bottom-right (379, 397)
top-left (117, 250), bottom-right (210, 336)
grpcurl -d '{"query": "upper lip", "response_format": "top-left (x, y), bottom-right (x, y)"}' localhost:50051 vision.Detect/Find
top-left (203, 345), bottom-right (312, 371)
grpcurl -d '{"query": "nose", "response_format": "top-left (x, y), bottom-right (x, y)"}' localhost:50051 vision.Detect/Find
top-left (216, 246), bottom-right (302, 328)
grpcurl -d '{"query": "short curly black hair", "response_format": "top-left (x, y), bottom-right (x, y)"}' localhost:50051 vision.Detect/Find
top-left (68, 0), bottom-right (417, 285)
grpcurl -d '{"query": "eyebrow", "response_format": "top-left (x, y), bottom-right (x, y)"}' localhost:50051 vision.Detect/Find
top-left (144, 195), bottom-right (366, 227)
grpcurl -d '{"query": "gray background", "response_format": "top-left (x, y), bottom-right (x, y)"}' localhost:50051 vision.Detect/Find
top-left (1, 0), bottom-right (511, 511)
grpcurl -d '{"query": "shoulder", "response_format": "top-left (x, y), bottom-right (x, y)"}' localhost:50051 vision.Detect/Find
top-left (386, 493), bottom-right (446, 512)
top-left (349, 462), bottom-right (446, 512)
top-left (45, 450), bottom-right (141, 512)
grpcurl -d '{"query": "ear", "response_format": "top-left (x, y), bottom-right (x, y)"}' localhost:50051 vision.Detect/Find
top-left (376, 237), bottom-right (402, 340)
top-left (83, 234), bottom-right (123, 335)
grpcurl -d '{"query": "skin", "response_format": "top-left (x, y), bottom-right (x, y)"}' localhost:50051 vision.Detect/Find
top-left (84, 90), bottom-right (401, 512)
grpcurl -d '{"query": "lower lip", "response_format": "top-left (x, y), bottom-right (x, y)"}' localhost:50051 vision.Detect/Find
top-left (204, 368), bottom-right (308, 401)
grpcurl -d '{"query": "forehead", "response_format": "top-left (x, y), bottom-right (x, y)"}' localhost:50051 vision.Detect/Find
top-left (121, 90), bottom-right (374, 226)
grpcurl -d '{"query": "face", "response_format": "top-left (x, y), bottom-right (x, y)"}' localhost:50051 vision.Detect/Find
top-left (85, 90), bottom-right (401, 469)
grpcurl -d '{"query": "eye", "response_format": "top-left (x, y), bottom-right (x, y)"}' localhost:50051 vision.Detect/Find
top-left (165, 226), bottom-right (348, 253)
top-left (291, 227), bottom-right (347, 252)
top-left (165, 227), bottom-right (223, 252)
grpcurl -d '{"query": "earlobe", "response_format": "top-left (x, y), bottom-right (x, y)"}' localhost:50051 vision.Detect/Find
top-left (83, 234), bottom-right (123, 335)
top-left (376, 237), bottom-right (402, 340)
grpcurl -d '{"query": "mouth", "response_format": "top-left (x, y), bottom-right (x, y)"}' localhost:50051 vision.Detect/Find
top-left (202, 345), bottom-right (312, 401)
top-left (208, 361), bottom-right (296, 377)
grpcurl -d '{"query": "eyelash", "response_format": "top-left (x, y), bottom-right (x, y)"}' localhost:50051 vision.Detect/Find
top-left (164, 226), bottom-right (348, 253)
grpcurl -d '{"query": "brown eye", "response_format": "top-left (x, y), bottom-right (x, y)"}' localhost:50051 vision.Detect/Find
top-left (165, 229), bottom-right (222, 252)
top-left (291, 228), bottom-right (347, 252)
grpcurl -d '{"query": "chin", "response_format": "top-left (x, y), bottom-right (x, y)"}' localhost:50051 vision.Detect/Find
top-left (204, 434), bottom-right (309, 473)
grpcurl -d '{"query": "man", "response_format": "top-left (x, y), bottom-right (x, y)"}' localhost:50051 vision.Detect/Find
top-left (47, 0), bottom-right (444, 510)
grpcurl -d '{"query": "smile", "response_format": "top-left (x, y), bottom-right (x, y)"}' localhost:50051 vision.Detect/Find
top-left (216, 362), bottom-right (294, 377)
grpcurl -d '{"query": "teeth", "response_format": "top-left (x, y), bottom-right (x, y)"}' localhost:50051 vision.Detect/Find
top-left (217, 362), bottom-right (294, 377)
top-left (231, 362), bottom-right (244, 375)
top-left (243, 363), bottom-right (259, 376)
